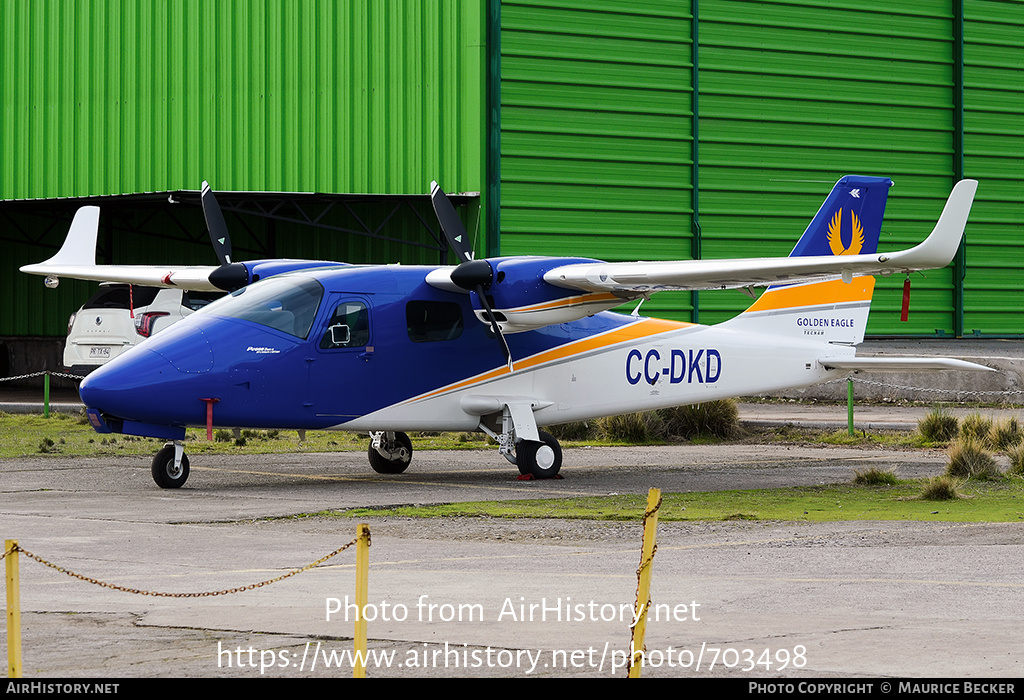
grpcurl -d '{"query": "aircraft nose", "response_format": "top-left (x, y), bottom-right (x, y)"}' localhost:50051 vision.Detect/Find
top-left (79, 324), bottom-right (217, 426)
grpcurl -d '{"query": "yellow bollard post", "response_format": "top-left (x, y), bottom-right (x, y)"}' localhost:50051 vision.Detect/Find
top-left (353, 524), bottom-right (371, 678)
top-left (6, 539), bottom-right (22, 678)
top-left (629, 489), bottom-right (661, 678)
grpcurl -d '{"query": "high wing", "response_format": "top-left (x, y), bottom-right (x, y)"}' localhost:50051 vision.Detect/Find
top-left (543, 179), bottom-right (977, 293)
top-left (18, 206), bottom-right (224, 291)
top-left (20, 185), bottom-right (347, 291)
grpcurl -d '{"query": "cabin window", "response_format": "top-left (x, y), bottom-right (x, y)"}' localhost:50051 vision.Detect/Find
top-left (406, 300), bottom-right (463, 343)
top-left (320, 301), bottom-right (370, 349)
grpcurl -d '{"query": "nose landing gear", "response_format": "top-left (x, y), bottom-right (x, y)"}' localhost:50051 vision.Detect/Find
top-left (152, 442), bottom-right (189, 488)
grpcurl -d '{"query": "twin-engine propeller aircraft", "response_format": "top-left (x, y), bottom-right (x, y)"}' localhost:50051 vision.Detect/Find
top-left (23, 177), bottom-right (992, 488)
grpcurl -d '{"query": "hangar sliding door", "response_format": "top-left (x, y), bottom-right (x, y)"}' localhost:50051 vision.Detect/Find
top-left (498, 0), bottom-right (1024, 336)
top-left (498, 0), bottom-right (696, 322)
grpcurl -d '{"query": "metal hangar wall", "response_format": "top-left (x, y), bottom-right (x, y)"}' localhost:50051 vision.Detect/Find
top-left (496, 0), bottom-right (1023, 337)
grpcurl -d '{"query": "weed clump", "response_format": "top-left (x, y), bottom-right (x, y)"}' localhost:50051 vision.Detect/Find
top-left (544, 421), bottom-right (597, 441)
top-left (852, 467), bottom-right (899, 486)
top-left (988, 417), bottom-right (1022, 451)
top-left (1006, 443), bottom-right (1024, 477)
top-left (596, 412), bottom-right (666, 443)
top-left (960, 413), bottom-right (993, 442)
top-left (661, 399), bottom-right (742, 440)
top-left (946, 437), bottom-right (1001, 480)
top-left (920, 475), bottom-right (961, 501)
top-left (918, 410), bottom-right (959, 443)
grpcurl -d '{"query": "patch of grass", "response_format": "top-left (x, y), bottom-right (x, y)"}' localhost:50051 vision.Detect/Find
top-left (754, 426), bottom-right (928, 449)
top-left (988, 417), bottom-right (1022, 451)
top-left (960, 413), bottom-right (994, 443)
top-left (1006, 443), bottom-right (1024, 477)
top-left (661, 399), bottom-right (742, 440)
top-left (596, 412), bottom-right (666, 444)
top-left (918, 409), bottom-right (959, 443)
top-left (331, 479), bottom-right (1024, 523)
top-left (852, 467), bottom-right (899, 486)
top-left (946, 437), bottom-right (1001, 480)
top-left (920, 475), bottom-right (962, 501)
top-left (543, 421), bottom-right (597, 442)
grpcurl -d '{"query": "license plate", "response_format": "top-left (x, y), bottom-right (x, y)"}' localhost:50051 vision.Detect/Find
top-left (88, 346), bottom-right (112, 359)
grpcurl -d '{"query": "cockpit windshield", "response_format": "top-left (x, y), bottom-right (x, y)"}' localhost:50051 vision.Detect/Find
top-left (197, 277), bottom-right (324, 339)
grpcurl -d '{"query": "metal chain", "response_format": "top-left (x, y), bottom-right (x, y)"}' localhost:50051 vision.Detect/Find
top-left (847, 375), bottom-right (1024, 398)
top-left (815, 375), bottom-right (1024, 400)
top-left (0, 371), bottom-right (82, 383)
top-left (4, 539), bottom-right (359, 598)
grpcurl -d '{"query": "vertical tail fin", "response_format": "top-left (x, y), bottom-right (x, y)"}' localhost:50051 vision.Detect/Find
top-left (788, 175), bottom-right (893, 258)
top-left (722, 176), bottom-right (892, 345)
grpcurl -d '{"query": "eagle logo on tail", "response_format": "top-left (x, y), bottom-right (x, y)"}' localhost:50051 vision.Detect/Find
top-left (828, 209), bottom-right (863, 256)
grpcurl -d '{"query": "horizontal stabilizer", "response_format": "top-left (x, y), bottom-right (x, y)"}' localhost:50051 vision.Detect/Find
top-left (818, 357), bottom-right (995, 373)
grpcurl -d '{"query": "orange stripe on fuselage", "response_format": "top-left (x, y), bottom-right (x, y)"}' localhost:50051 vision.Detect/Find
top-left (744, 277), bottom-right (875, 313)
top-left (403, 317), bottom-right (692, 405)
top-left (504, 291), bottom-right (622, 314)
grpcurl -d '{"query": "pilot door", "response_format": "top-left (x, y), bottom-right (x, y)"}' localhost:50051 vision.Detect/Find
top-left (305, 295), bottom-right (376, 420)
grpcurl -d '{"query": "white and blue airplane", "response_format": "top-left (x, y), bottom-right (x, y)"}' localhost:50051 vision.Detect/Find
top-left (22, 177), bottom-right (991, 488)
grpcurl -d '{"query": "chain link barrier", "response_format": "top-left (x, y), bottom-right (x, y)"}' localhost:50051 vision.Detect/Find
top-left (809, 375), bottom-right (1024, 402)
top-left (0, 371), bottom-right (83, 383)
top-left (1, 538), bottom-right (359, 598)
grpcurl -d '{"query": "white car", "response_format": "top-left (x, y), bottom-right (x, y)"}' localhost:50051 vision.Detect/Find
top-left (64, 283), bottom-right (224, 374)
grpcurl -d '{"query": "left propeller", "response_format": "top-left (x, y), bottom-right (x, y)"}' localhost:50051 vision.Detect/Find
top-left (429, 181), bottom-right (514, 371)
top-left (201, 181), bottom-right (250, 292)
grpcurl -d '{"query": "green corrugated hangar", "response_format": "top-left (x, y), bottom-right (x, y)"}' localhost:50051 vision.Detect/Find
top-left (2, 0), bottom-right (1022, 379)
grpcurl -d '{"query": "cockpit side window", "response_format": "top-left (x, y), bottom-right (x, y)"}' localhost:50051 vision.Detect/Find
top-left (320, 301), bottom-right (370, 349)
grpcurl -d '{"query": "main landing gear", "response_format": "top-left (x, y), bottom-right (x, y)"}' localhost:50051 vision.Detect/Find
top-left (365, 402), bottom-right (563, 479)
top-left (474, 401), bottom-right (563, 479)
top-left (363, 426), bottom-right (562, 479)
top-left (514, 430), bottom-right (563, 479)
top-left (368, 431), bottom-right (413, 474)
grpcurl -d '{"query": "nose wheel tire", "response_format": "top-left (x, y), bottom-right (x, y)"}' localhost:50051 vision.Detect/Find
top-left (368, 431), bottom-right (413, 474)
top-left (152, 445), bottom-right (190, 488)
top-left (516, 430), bottom-right (562, 479)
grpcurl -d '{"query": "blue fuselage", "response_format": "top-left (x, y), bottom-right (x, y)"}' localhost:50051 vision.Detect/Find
top-left (79, 264), bottom-right (633, 437)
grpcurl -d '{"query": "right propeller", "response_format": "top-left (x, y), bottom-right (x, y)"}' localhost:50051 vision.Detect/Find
top-left (429, 181), bottom-right (514, 371)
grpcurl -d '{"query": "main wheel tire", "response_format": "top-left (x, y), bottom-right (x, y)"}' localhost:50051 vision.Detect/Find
top-left (151, 445), bottom-right (190, 488)
top-left (368, 431), bottom-right (413, 474)
top-left (515, 430), bottom-right (562, 479)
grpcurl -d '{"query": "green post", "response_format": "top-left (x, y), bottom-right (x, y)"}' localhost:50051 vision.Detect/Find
top-left (847, 378), bottom-right (854, 435)
top-left (44, 371), bottom-right (50, 419)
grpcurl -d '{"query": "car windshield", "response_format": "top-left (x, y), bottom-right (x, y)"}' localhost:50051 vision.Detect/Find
top-left (199, 277), bottom-right (324, 339)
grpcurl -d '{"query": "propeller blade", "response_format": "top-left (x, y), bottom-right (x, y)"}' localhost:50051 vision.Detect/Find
top-left (201, 181), bottom-right (233, 266)
top-left (430, 180), bottom-right (473, 263)
top-left (475, 284), bottom-right (514, 372)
